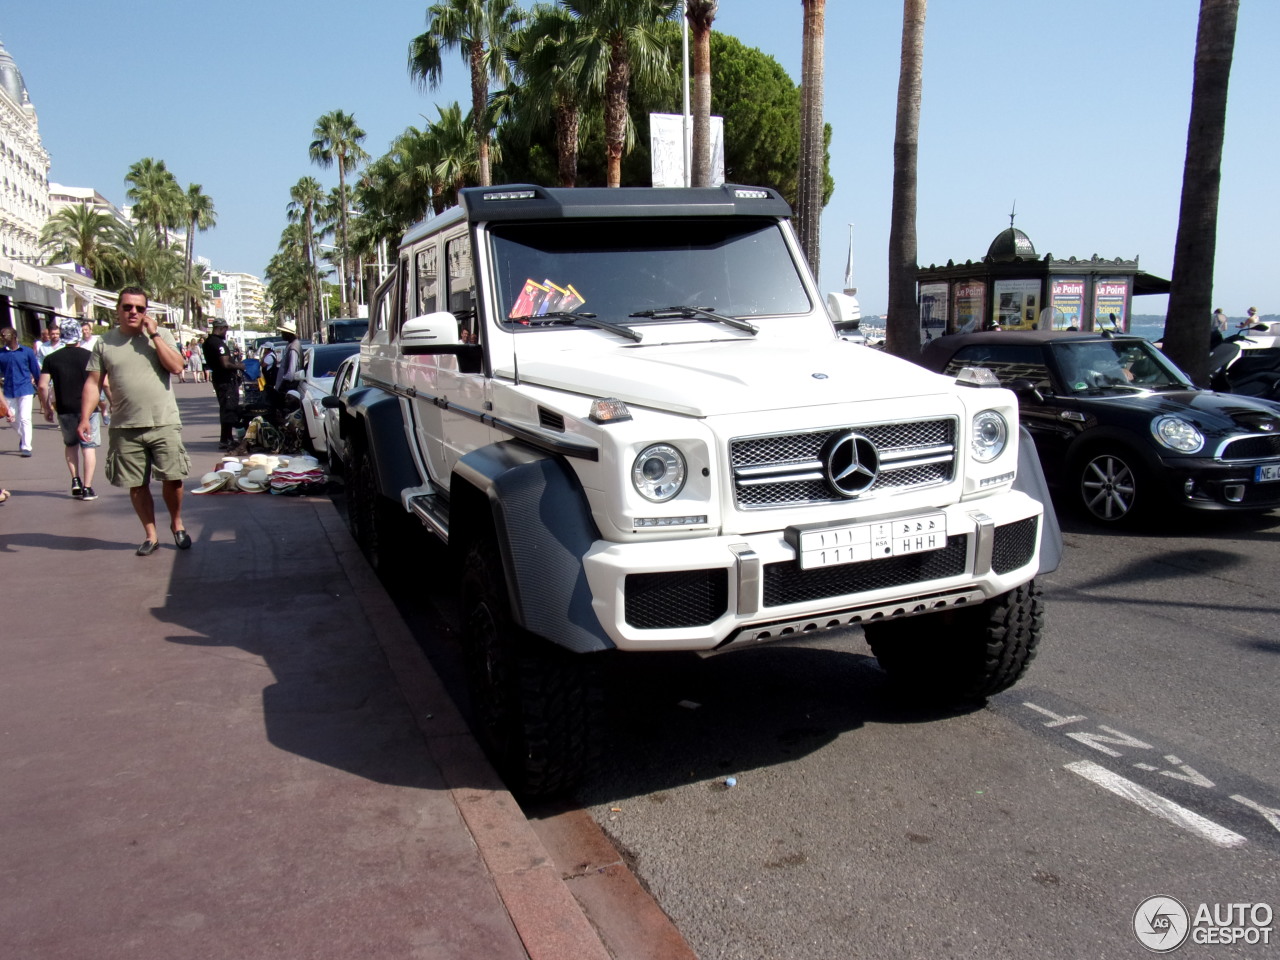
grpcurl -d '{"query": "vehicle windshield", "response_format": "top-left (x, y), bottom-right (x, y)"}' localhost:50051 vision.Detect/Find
top-left (488, 217), bottom-right (812, 329)
top-left (308, 343), bottom-right (361, 378)
top-left (326, 320), bottom-right (368, 343)
top-left (1050, 339), bottom-right (1191, 394)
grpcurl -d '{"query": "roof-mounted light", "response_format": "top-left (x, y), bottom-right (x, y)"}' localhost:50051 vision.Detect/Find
top-left (589, 397), bottom-right (632, 423)
top-left (482, 189), bottom-right (537, 201)
top-left (954, 366), bottom-right (1002, 388)
top-left (734, 189), bottom-right (770, 199)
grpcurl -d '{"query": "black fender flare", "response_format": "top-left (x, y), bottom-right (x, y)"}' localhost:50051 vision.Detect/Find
top-left (343, 384), bottom-right (421, 500)
top-left (452, 442), bottom-right (613, 653)
top-left (1012, 425), bottom-right (1062, 576)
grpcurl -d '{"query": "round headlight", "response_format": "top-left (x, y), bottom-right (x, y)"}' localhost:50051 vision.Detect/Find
top-left (971, 410), bottom-right (1009, 463)
top-left (1152, 415), bottom-right (1204, 453)
top-left (632, 443), bottom-right (686, 502)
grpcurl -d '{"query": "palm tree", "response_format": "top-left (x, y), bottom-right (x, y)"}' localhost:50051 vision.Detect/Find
top-left (408, 0), bottom-right (525, 188)
top-left (106, 222), bottom-right (184, 291)
top-left (795, 0), bottom-right (826, 274)
top-left (507, 4), bottom-right (596, 187)
top-left (885, 0), bottom-right (927, 363)
top-left (125, 158), bottom-right (184, 246)
top-left (686, 0), bottom-right (717, 187)
top-left (181, 184), bottom-right (217, 337)
top-left (38, 205), bottom-right (117, 279)
top-left (287, 176), bottom-right (325, 335)
top-left (1163, 0), bottom-right (1240, 386)
top-left (310, 110), bottom-right (369, 314)
top-left (562, 0), bottom-right (679, 188)
top-left (430, 101), bottom-right (483, 201)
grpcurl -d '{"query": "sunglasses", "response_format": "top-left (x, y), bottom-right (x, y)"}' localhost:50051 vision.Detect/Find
top-left (121, 304), bottom-right (148, 314)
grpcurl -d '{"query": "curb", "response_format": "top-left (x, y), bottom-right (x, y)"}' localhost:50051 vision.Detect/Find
top-left (316, 502), bottom-right (612, 960)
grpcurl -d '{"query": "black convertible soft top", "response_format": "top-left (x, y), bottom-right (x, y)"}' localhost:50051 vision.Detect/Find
top-left (919, 329), bottom-right (1147, 371)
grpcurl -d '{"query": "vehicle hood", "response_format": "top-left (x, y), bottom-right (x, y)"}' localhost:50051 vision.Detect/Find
top-left (506, 339), bottom-right (952, 416)
top-left (1077, 389), bottom-right (1280, 435)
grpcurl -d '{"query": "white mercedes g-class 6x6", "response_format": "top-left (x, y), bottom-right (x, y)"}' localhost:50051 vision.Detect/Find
top-left (334, 184), bottom-right (1058, 797)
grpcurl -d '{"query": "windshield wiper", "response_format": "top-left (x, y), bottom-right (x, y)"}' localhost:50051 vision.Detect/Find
top-left (629, 305), bottom-right (759, 335)
top-left (509, 311), bottom-right (643, 342)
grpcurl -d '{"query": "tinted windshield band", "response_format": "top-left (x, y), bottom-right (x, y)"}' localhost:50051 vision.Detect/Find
top-left (489, 218), bottom-right (811, 324)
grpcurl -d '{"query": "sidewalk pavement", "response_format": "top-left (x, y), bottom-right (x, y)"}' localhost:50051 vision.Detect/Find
top-left (0, 382), bottom-right (612, 960)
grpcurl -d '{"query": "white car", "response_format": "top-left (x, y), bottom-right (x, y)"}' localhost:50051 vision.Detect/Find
top-left (320, 354), bottom-right (361, 473)
top-left (296, 343), bottom-right (359, 455)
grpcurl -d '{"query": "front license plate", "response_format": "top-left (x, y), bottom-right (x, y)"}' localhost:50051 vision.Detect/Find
top-left (795, 513), bottom-right (947, 570)
top-left (1256, 464), bottom-right (1280, 483)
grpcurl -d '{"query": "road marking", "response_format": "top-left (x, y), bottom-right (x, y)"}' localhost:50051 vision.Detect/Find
top-left (1066, 760), bottom-right (1247, 849)
top-left (1232, 795), bottom-right (1280, 835)
top-left (1023, 702), bottom-right (1086, 727)
top-left (1065, 725), bottom-right (1154, 758)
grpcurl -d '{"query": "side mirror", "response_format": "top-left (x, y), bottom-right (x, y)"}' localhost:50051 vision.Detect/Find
top-left (1008, 378), bottom-right (1046, 404)
top-left (320, 395), bottom-right (342, 409)
top-left (402, 311), bottom-right (462, 349)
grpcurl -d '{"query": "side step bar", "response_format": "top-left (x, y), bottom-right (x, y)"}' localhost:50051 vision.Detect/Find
top-left (408, 493), bottom-right (450, 543)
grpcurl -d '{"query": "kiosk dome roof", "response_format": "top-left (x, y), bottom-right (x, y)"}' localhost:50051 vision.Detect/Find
top-left (986, 226), bottom-right (1037, 262)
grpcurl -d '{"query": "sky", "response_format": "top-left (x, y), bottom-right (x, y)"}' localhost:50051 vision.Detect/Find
top-left (4, 1), bottom-right (1276, 318)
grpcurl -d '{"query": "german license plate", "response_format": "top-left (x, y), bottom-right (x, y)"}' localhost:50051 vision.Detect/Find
top-left (795, 513), bottom-right (947, 570)
top-left (1256, 464), bottom-right (1280, 482)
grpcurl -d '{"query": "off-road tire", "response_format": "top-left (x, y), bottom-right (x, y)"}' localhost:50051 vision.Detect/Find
top-left (348, 450), bottom-right (403, 575)
top-left (864, 580), bottom-right (1043, 702)
top-left (461, 538), bottom-right (603, 799)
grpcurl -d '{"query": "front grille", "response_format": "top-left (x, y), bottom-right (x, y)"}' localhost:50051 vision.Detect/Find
top-left (731, 419), bottom-right (956, 509)
top-left (762, 534), bottom-right (969, 607)
top-left (992, 517), bottom-right (1038, 574)
top-left (1220, 435), bottom-right (1280, 461)
top-left (625, 569), bottom-right (728, 629)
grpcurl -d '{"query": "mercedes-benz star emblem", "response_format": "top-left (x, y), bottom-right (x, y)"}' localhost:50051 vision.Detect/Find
top-left (824, 432), bottom-right (880, 497)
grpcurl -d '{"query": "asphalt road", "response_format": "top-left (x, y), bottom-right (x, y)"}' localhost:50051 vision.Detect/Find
top-left (381, 499), bottom-right (1280, 960)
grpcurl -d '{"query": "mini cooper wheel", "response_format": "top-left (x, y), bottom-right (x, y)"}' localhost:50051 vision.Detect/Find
top-left (1076, 447), bottom-right (1150, 524)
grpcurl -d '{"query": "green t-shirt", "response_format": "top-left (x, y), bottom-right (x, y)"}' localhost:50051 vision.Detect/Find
top-left (89, 327), bottom-right (182, 428)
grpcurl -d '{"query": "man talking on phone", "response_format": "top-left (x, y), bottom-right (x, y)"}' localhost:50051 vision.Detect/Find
top-left (80, 287), bottom-right (193, 556)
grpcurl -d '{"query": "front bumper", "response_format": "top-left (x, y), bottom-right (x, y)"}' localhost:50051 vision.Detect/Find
top-left (583, 490), bottom-right (1043, 651)
top-left (1160, 456), bottom-right (1280, 510)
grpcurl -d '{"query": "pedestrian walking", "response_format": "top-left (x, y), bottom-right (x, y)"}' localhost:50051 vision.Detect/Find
top-left (80, 287), bottom-right (192, 555)
top-left (0, 391), bottom-right (10, 503)
top-left (0, 325), bottom-right (41, 456)
top-left (201, 319), bottom-right (245, 450)
top-left (35, 321), bottom-right (65, 363)
top-left (39, 323), bottom-right (100, 500)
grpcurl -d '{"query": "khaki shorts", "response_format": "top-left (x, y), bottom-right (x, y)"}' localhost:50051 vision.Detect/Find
top-left (105, 424), bottom-right (192, 488)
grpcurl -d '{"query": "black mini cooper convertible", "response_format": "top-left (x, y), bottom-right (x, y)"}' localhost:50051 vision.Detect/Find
top-left (918, 330), bottom-right (1280, 524)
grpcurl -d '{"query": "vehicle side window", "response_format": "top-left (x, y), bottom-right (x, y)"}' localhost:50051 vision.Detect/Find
top-left (446, 234), bottom-right (477, 343)
top-left (416, 244), bottom-right (438, 315)
top-left (943, 344), bottom-right (1049, 385)
top-left (398, 256), bottom-right (411, 332)
top-left (372, 275), bottom-right (394, 334)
